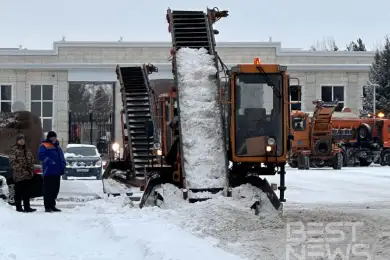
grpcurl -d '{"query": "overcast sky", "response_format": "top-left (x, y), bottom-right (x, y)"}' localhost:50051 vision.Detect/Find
top-left (0, 0), bottom-right (388, 50)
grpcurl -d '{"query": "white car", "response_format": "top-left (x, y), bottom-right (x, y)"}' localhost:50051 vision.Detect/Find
top-left (63, 144), bottom-right (104, 180)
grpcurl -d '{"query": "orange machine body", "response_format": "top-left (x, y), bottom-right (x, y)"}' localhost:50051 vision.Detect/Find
top-left (289, 100), bottom-right (342, 169)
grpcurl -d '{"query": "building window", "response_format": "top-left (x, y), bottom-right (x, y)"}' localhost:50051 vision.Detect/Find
top-left (321, 85), bottom-right (344, 112)
top-left (290, 85), bottom-right (302, 111)
top-left (30, 85), bottom-right (53, 133)
top-left (0, 85), bottom-right (12, 112)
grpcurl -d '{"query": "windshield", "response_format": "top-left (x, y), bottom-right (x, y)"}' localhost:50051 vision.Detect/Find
top-left (66, 147), bottom-right (98, 157)
top-left (234, 73), bottom-right (283, 157)
top-left (292, 116), bottom-right (306, 131)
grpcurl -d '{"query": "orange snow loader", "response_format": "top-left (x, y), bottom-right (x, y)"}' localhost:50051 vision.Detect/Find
top-left (331, 114), bottom-right (390, 166)
top-left (288, 99), bottom-right (343, 169)
top-left (102, 7), bottom-right (295, 213)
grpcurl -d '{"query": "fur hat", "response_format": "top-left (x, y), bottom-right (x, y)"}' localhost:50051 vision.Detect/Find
top-left (16, 134), bottom-right (25, 142)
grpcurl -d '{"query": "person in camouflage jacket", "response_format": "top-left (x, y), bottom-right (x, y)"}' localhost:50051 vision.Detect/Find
top-left (8, 134), bottom-right (36, 212)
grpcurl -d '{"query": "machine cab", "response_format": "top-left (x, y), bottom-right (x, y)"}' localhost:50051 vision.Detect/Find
top-left (291, 112), bottom-right (310, 150)
top-left (231, 58), bottom-right (289, 162)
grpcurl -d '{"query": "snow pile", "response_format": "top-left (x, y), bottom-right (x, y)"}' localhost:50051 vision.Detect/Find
top-left (103, 178), bottom-right (142, 196)
top-left (154, 183), bottom-right (284, 260)
top-left (175, 47), bottom-right (228, 189)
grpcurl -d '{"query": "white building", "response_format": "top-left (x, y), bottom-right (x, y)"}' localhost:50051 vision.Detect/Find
top-left (0, 41), bottom-right (374, 146)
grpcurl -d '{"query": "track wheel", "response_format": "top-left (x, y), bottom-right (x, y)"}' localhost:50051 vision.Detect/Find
top-left (332, 153), bottom-right (343, 170)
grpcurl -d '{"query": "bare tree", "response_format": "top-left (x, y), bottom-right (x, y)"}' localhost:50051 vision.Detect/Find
top-left (310, 36), bottom-right (339, 51)
top-left (372, 40), bottom-right (384, 51)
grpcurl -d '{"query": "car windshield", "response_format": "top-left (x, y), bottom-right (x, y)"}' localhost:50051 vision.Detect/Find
top-left (234, 73), bottom-right (283, 157)
top-left (66, 147), bottom-right (98, 157)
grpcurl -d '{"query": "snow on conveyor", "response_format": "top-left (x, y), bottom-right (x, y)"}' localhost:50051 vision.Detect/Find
top-left (175, 48), bottom-right (228, 189)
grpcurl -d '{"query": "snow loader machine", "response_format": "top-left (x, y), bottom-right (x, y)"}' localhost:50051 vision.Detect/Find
top-left (102, 7), bottom-right (294, 212)
top-left (331, 114), bottom-right (390, 167)
top-left (288, 99), bottom-right (343, 169)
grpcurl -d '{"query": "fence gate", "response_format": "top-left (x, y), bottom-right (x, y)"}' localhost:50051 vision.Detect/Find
top-left (68, 111), bottom-right (114, 154)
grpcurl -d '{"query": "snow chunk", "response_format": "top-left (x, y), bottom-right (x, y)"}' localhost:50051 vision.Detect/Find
top-left (232, 184), bottom-right (278, 215)
top-left (64, 152), bottom-right (82, 158)
top-left (176, 47), bottom-right (228, 189)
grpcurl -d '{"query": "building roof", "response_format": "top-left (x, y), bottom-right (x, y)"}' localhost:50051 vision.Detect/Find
top-left (0, 41), bottom-right (373, 71)
top-left (0, 41), bottom-right (375, 57)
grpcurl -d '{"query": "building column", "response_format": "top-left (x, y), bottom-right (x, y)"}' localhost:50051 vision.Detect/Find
top-left (114, 81), bottom-right (122, 145)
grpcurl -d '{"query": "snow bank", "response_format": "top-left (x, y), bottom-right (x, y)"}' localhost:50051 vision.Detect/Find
top-left (175, 47), bottom-right (228, 189)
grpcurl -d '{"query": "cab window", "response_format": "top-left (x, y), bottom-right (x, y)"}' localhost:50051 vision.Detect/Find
top-left (292, 117), bottom-right (306, 131)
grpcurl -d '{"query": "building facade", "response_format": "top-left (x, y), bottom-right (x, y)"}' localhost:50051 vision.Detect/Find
top-left (0, 41), bottom-right (374, 146)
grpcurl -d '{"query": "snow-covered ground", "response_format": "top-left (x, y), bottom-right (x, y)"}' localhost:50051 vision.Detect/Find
top-left (1, 167), bottom-right (390, 260)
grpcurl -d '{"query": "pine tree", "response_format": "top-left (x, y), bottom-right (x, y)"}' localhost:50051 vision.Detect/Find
top-left (91, 84), bottom-right (113, 114)
top-left (346, 38), bottom-right (366, 51)
top-left (363, 36), bottom-right (390, 115)
top-left (68, 83), bottom-right (91, 113)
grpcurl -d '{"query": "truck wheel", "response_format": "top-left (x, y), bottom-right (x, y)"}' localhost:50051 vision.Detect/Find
top-left (359, 159), bottom-right (372, 167)
top-left (380, 150), bottom-right (390, 166)
top-left (341, 148), bottom-right (349, 167)
top-left (332, 153), bottom-right (343, 170)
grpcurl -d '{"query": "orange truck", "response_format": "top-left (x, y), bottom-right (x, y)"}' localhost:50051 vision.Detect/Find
top-left (288, 99), bottom-right (343, 169)
top-left (332, 115), bottom-right (390, 166)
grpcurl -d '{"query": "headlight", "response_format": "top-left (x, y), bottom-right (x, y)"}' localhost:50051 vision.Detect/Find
top-left (95, 160), bottom-right (102, 167)
top-left (153, 142), bottom-right (161, 149)
top-left (66, 161), bottom-right (71, 168)
top-left (153, 149), bottom-right (162, 156)
top-left (112, 142), bottom-right (120, 152)
top-left (266, 146), bottom-right (272, 152)
top-left (268, 138), bottom-right (276, 146)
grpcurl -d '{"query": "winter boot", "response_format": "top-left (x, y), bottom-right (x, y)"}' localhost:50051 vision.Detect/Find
top-left (51, 207), bottom-right (61, 212)
top-left (15, 201), bottom-right (23, 212)
top-left (45, 208), bottom-right (52, 213)
top-left (23, 199), bottom-right (36, 213)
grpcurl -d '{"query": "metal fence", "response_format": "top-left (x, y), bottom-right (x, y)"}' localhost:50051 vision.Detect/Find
top-left (68, 111), bottom-right (114, 154)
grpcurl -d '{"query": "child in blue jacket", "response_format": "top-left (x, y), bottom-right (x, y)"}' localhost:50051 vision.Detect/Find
top-left (38, 131), bottom-right (66, 212)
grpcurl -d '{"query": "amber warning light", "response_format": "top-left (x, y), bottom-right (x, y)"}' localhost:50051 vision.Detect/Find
top-left (254, 58), bottom-right (261, 64)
